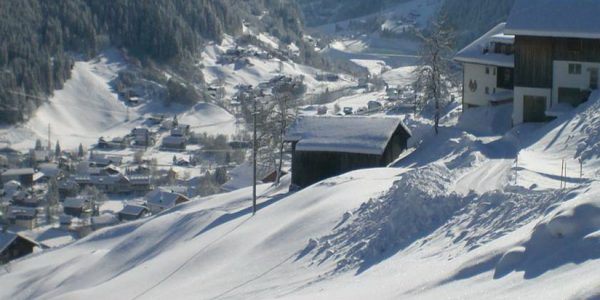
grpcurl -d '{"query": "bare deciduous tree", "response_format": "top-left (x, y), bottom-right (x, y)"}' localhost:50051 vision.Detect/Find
top-left (413, 15), bottom-right (455, 135)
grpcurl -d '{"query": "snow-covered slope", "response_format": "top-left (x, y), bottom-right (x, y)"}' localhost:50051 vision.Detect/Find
top-left (3, 93), bottom-right (600, 299)
top-left (0, 49), bottom-right (239, 151)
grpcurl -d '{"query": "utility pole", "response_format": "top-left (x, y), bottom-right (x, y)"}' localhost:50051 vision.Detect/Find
top-left (252, 94), bottom-right (257, 215)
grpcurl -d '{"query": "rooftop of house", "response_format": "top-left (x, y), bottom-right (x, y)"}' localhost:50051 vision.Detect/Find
top-left (162, 136), bottom-right (187, 144)
top-left (2, 168), bottom-right (35, 177)
top-left (7, 206), bottom-right (38, 219)
top-left (454, 23), bottom-right (515, 68)
top-left (505, 0), bottom-right (600, 39)
top-left (91, 214), bottom-right (119, 227)
top-left (119, 204), bottom-right (148, 217)
top-left (63, 197), bottom-right (89, 209)
top-left (285, 116), bottom-right (411, 155)
top-left (145, 189), bottom-right (189, 208)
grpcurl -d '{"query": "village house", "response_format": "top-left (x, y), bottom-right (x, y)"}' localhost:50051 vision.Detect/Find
top-left (37, 163), bottom-right (64, 182)
top-left (162, 135), bottom-right (187, 151)
top-left (285, 116), bottom-right (411, 189)
top-left (7, 206), bottom-right (38, 230)
top-left (63, 197), bottom-right (92, 218)
top-left (11, 191), bottom-right (42, 208)
top-left (504, 0), bottom-right (600, 124)
top-left (91, 214), bottom-right (119, 231)
top-left (0, 231), bottom-right (39, 264)
top-left (58, 178), bottom-right (79, 199)
top-left (97, 137), bottom-right (128, 150)
top-left (118, 204), bottom-right (150, 221)
top-left (29, 149), bottom-right (52, 165)
top-left (1, 168), bottom-right (35, 186)
top-left (455, 23), bottom-right (515, 108)
top-left (131, 127), bottom-right (155, 147)
top-left (171, 124), bottom-right (191, 137)
top-left (128, 175), bottom-right (152, 194)
top-left (0, 147), bottom-right (22, 166)
top-left (89, 154), bottom-right (123, 167)
top-left (145, 189), bottom-right (190, 214)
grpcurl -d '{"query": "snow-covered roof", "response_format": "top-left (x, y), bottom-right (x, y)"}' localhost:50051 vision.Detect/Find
top-left (7, 206), bottom-right (37, 219)
top-left (119, 205), bottom-right (148, 217)
top-left (63, 197), bottom-right (88, 209)
top-left (145, 190), bottom-right (189, 208)
top-left (0, 232), bottom-right (18, 253)
top-left (505, 0), bottom-right (600, 39)
top-left (0, 231), bottom-right (38, 253)
top-left (2, 168), bottom-right (35, 176)
top-left (455, 23), bottom-right (514, 68)
top-left (91, 214), bottom-right (119, 228)
top-left (285, 116), bottom-right (411, 155)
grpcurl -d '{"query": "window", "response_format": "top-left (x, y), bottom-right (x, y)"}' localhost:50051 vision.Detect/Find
top-left (485, 87), bottom-right (489, 94)
top-left (493, 88), bottom-right (496, 94)
top-left (569, 63), bottom-right (582, 75)
top-left (485, 67), bottom-right (490, 74)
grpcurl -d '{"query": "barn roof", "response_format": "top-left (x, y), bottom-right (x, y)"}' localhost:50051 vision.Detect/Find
top-left (454, 23), bottom-right (514, 68)
top-left (119, 204), bottom-right (148, 217)
top-left (285, 116), bottom-right (411, 155)
top-left (505, 0), bottom-right (600, 39)
top-left (0, 231), bottom-right (39, 253)
top-left (145, 189), bottom-right (189, 208)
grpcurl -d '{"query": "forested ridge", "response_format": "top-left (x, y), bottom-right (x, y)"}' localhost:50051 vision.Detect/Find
top-left (0, 0), bottom-right (305, 124)
top-left (441, 0), bottom-right (515, 47)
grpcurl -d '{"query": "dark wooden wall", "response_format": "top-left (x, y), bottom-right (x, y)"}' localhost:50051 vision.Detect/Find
top-left (514, 36), bottom-right (600, 88)
top-left (514, 36), bottom-right (554, 88)
top-left (0, 237), bottom-right (35, 264)
top-left (290, 127), bottom-right (410, 188)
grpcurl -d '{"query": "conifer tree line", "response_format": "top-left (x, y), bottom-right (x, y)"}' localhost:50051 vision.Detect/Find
top-left (0, 0), bottom-right (307, 124)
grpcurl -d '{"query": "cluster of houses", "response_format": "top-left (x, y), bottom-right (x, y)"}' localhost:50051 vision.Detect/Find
top-left (98, 115), bottom-right (193, 152)
top-left (161, 118), bottom-right (191, 152)
top-left (455, 0), bottom-right (600, 125)
top-left (0, 132), bottom-right (202, 264)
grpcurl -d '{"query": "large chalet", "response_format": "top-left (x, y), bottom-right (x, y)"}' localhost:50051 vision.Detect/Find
top-left (506, 0), bottom-right (600, 124)
top-left (456, 0), bottom-right (600, 125)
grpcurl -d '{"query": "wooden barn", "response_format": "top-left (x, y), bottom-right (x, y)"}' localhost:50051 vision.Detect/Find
top-left (285, 116), bottom-right (411, 189)
top-left (0, 231), bottom-right (39, 264)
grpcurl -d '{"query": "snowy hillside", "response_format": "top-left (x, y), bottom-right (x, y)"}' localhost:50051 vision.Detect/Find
top-left (2, 93), bottom-right (600, 299)
top-left (0, 49), bottom-right (238, 151)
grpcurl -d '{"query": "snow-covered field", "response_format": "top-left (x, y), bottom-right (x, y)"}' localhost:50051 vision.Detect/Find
top-left (2, 89), bottom-right (600, 299)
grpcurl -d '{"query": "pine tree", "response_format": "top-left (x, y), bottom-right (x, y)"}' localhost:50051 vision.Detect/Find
top-left (35, 139), bottom-right (43, 150)
top-left (55, 140), bottom-right (61, 158)
top-left (78, 143), bottom-right (85, 158)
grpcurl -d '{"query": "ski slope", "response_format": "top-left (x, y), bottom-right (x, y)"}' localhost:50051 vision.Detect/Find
top-left (2, 93), bottom-right (600, 299)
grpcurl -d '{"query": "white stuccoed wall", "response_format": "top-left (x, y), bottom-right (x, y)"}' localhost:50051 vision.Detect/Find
top-left (552, 60), bottom-right (600, 106)
top-left (463, 63), bottom-right (512, 107)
